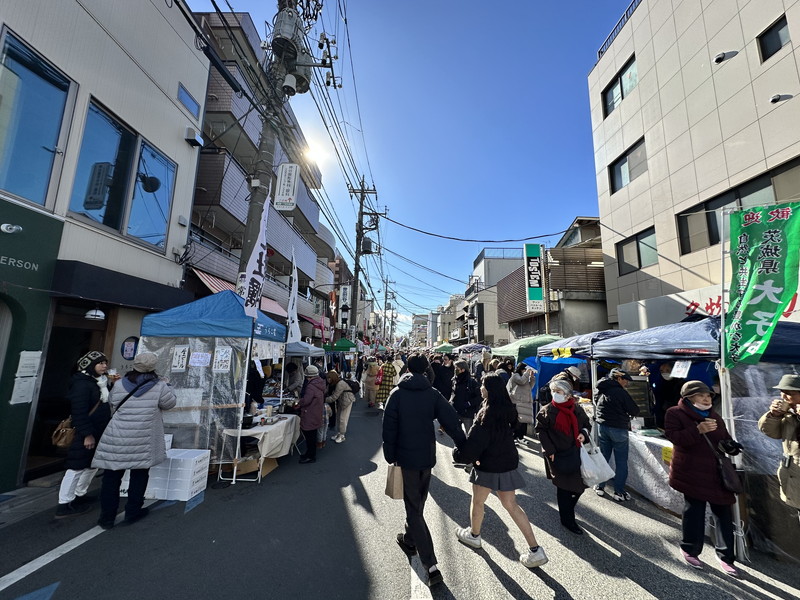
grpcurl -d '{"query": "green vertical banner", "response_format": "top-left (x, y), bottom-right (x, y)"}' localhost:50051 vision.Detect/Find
top-left (524, 244), bottom-right (544, 313)
top-left (725, 202), bottom-right (800, 368)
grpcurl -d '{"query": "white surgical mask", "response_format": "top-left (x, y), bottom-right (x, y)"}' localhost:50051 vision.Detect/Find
top-left (551, 392), bottom-right (567, 404)
top-left (662, 373), bottom-right (672, 381)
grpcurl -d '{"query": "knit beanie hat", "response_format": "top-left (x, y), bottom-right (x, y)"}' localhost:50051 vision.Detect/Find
top-left (77, 350), bottom-right (107, 373)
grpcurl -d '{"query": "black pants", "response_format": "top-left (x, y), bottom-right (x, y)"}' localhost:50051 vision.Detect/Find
top-left (681, 495), bottom-right (735, 563)
top-left (301, 428), bottom-right (317, 460)
top-left (401, 468), bottom-right (437, 569)
top-left (99, 468), bottom-right (149, 524)
top-left (556, 486), bottom-right (583, 527)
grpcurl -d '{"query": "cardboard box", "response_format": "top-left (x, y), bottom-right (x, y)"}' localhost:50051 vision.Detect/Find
top-left (120, 448), bottom-right (210, 500)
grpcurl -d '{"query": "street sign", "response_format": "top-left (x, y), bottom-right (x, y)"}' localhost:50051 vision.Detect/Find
top-left (274, 162), bottom-right (299, 211)
top-left (524, 243), bottom-right (545, 313)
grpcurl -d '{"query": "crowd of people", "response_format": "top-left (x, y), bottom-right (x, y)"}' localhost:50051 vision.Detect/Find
top-left (53, 343), bottom-right (799, 587)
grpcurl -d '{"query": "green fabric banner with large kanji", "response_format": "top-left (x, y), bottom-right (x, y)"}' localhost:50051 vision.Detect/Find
top-left (725, 202), bottom-right (800, 368)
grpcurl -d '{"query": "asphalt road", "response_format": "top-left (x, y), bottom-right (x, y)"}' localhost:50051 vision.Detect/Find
top-left (1, 401), bottom-right (798, 600)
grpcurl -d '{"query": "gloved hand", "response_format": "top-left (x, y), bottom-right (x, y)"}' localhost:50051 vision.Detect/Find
top-left (718, 439), bottom-right (743, 456)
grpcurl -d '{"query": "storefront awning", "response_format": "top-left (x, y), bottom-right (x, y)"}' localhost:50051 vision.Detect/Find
top-left (191, 268), bottom-right (288, 318)
top-left (299, 314), bottom-right (324, 330)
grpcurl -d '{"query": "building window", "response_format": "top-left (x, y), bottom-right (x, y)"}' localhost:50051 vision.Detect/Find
top-left (677, 175), bottom-right (778, 254)
top-left (602, 56), bottom-right (637, 117)
top-left (69, 102), bottom-right (176, 250)
top-left (178, 83), bottom-right (200, 119)
top-left (0, 32), bottom-right (71, 206)
top-left (617, 227), bottom-right (657, 275)
top-left (759, 16), bottom-right (791, 62)
top-left (610, 138), bottom-right (647, 193)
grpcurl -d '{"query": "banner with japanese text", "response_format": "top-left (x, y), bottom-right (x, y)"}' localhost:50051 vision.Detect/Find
top-left (524, 244), bottom-right (545, 313)
top-left (236, 201), bottom-right (270, 319)
top-left (725, 202), bottom-right (800, 367)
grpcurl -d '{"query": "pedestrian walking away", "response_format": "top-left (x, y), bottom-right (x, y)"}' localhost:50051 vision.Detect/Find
top-left (92, 352), bottom-right (176, 530)
top-left (593, 368), bottom-right (639, 501)
top-left (450, 359), bottom-right (480, 435)
top-left (375, 359), bottom-right (396, 410)
top-left (535, 379), bottom-right (591, 535)
top-left (298, 365), bottom-right (326, 462)
top-left (665, 380), bottom-right (740, 577)
top-left (382, 352), bottom-right (466, 587)
top-left (55, 351), bottom-right (114, 519)
top-left (508, 362), bottom-right (536, 440)
top-left (326, 370), bottom-right (356, 443)
top-left (453, 373), bottom-right (548, 568)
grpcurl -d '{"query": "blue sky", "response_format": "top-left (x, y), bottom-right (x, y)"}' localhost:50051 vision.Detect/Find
top-left (187, 0), bottom-right (636, 335)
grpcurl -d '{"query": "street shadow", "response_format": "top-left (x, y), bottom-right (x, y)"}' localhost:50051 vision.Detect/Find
top-left (531, 569), bottom-right (576, 600)
top-left (476, 551), bottom-right (536, 600)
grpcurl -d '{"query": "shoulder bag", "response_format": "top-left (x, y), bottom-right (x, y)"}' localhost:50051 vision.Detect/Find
top-left (112, 380), bottom-right (150, 413)
top-left (52, 399), bottom-right (103, 448)
top-left (702, 433), bottom-right (744, 494)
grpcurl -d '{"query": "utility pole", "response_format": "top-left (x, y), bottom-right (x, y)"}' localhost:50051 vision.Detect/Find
top-left (348, 176), bottom-right (376, 341)
top-left (381, 282), bottom-right (395, 342)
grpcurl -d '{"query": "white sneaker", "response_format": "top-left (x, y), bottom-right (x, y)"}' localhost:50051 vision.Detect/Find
top-left (520, 546), bottom-right (548, 568)
top-left (593, 485), bottom-right (605, 497)
top-left (455, 526), bottom-right (482, 549)
top-left (334, 434), bottom-right (345, 443)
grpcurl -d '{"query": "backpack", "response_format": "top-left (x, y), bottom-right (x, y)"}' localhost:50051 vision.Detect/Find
top-left (345, 379), bottom-right (361, 395)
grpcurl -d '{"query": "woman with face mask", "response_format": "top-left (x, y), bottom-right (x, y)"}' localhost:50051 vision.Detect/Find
top-left (534, 379), bottom-right (591, 534)
top-left (664, 380), bottom-right (739, 577)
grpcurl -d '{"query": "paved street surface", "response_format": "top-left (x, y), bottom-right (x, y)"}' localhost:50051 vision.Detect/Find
top-left (1, 402), bottom-right (798, 600)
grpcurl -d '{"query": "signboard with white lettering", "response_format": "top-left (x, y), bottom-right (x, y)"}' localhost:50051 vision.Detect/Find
top-left (524, 244), bottom-right (545, 313)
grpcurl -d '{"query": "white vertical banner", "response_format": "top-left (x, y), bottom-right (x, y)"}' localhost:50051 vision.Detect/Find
top-left (237, 195), bottom-right (271, 318)
top-left (274, 163), bottom-right (300, 211)
top-left (286, 249), bottom-right (302, 343)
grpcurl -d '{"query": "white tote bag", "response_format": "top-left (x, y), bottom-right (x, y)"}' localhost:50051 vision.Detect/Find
top-left (580, 442), bottom-right (615, 487)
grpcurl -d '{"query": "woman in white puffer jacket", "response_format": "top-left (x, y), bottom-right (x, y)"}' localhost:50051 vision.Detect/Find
top-left (93, 352), bottom-right (176, 529)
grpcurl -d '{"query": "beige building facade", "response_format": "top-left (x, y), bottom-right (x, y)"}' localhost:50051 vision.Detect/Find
top-left (590, 0), bottom-right (800, 329)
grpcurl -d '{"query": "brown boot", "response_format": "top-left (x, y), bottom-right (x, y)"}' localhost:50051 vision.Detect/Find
top-left (317, 441), bottom-right (325, 449)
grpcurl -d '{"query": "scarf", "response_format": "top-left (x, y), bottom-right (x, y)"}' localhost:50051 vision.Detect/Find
top-left (81, 371), bottom-right (110, 403)
top-left (682, 397), bottom-right (710, 418)
top-left (553, 397), bottom-right (580, 447)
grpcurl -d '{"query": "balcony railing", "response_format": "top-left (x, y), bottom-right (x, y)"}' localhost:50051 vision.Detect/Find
top-left (597, 0), bottom-right (642, 59)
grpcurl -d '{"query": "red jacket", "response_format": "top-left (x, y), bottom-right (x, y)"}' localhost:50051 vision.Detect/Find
top-left (664, 400), bottom-right (735, 505)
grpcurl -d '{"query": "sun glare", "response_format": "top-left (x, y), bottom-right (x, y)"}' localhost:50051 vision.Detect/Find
top-left (304, 144), bottom-right (328, 165)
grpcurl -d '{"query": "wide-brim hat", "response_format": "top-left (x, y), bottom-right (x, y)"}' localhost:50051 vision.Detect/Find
top-left (681, 380), bottom-right (712, 397)
top-left (566, 366), bottom-right (582, 379)
top-left (774, 374), bottom-right (800, 391)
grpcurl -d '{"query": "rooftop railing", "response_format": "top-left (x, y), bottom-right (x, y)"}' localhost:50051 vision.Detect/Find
top-left (597, 0), bottom-right (642, 59)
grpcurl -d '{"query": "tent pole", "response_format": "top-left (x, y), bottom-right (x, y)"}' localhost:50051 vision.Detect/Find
top-left (233, 321), bottom-right (256, 484)
top-left (590, 358), bottom-right (599, 446)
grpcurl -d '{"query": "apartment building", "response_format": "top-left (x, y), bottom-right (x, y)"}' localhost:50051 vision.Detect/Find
top-left (589, 0), bottom-right (800, 329)
top-left (188, 11), bottom-right (335, 343)
top-left (0, 0), bottom-right (209, 491)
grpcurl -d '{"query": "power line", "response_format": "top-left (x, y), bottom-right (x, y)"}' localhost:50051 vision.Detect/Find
top-left (382, 214), bottom-right (570, 243)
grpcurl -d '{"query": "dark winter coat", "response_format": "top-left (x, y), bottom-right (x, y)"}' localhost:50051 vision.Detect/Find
top-left (664, 400), bottom-right (735, 506)
top-left (383, 373), bottom-right (466, 470)
top-left (594, 377), bottom-right (640, 430)
top-left (535, 402), bottom-right (591, 494)
top-left (759, 408), bottom-right (800, 508)
top-left (65, 372), bottom-right (112, 470)
top-left (299, 376), bottom-right (326, 430)
top-left (453, 412), bottom-right (519, 473)
top-left (433, 363), bottom-right (455, 400)
top-left (450, 371), bottom-right (480, 418)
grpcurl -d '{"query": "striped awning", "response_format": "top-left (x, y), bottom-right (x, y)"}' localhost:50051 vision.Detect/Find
top-left (191, 268), bottom-right (288, 318)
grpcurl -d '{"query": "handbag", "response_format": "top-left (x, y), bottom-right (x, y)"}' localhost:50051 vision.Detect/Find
top-left (51, 399), bottom-right (103, 448)
top-left (551, 445), bottom-right (582, 475)
top-left (580, 441), bottom-right (616, 487)
top-left (702, 434), bottom-right (744, 494)
top-left (385, 464), bottom-right (403, 499)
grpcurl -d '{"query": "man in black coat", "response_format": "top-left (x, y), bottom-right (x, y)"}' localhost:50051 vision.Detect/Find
top-left (382, 353), bottom-right (466, 587)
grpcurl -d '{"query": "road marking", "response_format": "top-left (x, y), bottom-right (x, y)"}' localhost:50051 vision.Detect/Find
top-left (0, 527), bottom-right (105, 592)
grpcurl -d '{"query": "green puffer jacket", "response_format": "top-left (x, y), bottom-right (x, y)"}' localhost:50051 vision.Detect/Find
top-left (758, 409), bottom-right (800, 509)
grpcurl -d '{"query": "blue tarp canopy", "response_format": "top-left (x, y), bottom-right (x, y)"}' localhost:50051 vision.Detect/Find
top-left (536, 329), bottom-right (630, 358)
top-left (590, 316), bottom-right (800, 364)
top-left (141, 290), bottom-right (286, 342)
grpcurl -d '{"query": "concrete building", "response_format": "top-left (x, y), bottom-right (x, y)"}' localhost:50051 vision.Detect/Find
top-left (496, 217), bottom-right (608, 339)
top-left (0, 0), bottom-right (208, 491)
top-left (589, 0), bottom-right (800, 330)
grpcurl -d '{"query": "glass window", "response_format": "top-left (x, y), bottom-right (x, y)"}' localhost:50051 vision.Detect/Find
top-left (617, 228), bottom-right (657, 275)
top-left (759, 16), bottom-right (791, 62)
top-left (127, 142), bottom-right (176, 249)
top-left (772, 161), bottom-right (800, 202)
top-left (178, 83), bottom-right (200, 119)
top-left (0, 33), bottom-right (70, 205)
top-left (678, 207), bottom-right (710, 255)
top-left (69, 104), bottom-right (136, 229)
top-left (738, 175), bottom-right (775, 209)
top-left (610, 138), bottom-right (647, 193)
top-left (602, 56), bottom-right (637, 117)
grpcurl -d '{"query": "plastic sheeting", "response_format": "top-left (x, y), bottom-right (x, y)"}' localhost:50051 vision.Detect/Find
top-left (536, 329), bottom-right (630, 358)
top-left (491, 335), bottom-right (561, 361)
top-left (138, 336), bottom-right (249, 465)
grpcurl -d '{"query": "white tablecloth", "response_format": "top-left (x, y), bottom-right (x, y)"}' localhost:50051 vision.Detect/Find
top-left (625, 432), bottom-right (683, 514)
top-left (223, 414), bottom-right (300, 459)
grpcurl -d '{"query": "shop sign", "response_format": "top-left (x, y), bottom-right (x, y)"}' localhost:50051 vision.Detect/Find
top-left (120, 336), bottom-right (139, 361)
top-left (724, 203), bottom-right (800, 367)
top-left (524, 243), bottom-right (544, 313)
top-left (275, 163), bottom-right (299, 211)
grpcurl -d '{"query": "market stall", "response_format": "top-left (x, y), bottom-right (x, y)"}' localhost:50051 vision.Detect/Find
top-left (138, 290), bottom-right (286, 475)
top-left (491, 334), bottom-right (560, 363)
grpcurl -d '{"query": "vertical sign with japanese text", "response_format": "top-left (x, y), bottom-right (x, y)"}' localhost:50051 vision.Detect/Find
top-left (524, 244), bottom-right (545, 313)
top-left (725, 202), bottom-right (800, 367)
top-left (236, 201), bottom-right (270, 318)
top-left (274, 163), bottom-right (299, 211)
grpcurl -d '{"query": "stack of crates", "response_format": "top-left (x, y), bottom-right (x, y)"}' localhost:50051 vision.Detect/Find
top-left (120, 449), bottom-right (210, 501)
